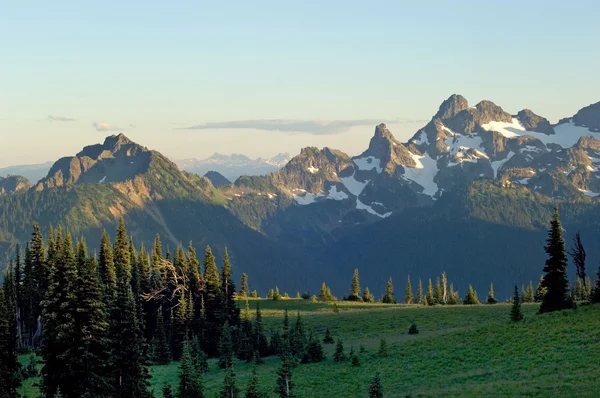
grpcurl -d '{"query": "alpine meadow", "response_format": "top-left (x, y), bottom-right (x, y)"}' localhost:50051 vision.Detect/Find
top-left (2, 2), bottom-right (600, 397)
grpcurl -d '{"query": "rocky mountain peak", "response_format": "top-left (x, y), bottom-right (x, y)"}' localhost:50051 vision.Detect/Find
top-left (572, 101), bottom-right (600, 132)
top-left (434, 94), bottom-right (469, 120)
top-left (0, 175), bottom-right (31, 196)
top-left (516, 109), bottom-right (555, 135)
top-left (204, 171), bottom-right (231, 187)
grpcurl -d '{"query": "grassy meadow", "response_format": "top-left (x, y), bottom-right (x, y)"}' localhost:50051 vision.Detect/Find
top-left (18, 300), bottom-right (600, 397)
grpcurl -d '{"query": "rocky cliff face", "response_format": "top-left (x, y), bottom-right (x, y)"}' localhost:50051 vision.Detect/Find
top-left (0, 175), bottom-right (31, 196)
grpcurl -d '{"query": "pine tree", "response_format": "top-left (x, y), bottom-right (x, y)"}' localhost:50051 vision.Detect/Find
top-left (523, 281), bottom-right (535, 303)
top-left (99, 230), bottom-right (116, 299)
top-left (203, 246), bottom-right (222, 355)
top-left (362, 287), bottom-right (375, 303)
top-left (41, 229), bottom-right (79, 398)
top-left (28, 222), bottom-right (46, 349)
top-left (267, 289), bottom-right (274, 299)
top-left (218, 321), bottom-right (234, 369)
top-left (486, 282), bottom-right (498, 304)
top-left (162, 384), bottom-right (174, 398)
top-left (540, 206), bottom-right (572, 313)
top-left (426, 278), bottom-right (435, 305)
top-left (351, 353), bottom-right (360, 367)
top-left (323, 327), bottom-right (334, 344)
top-left (382, 277), bottom-right (395, 304)
top-left (348, 269), bottom-right (361, 301)
top-left (0, 285), bottom-right (21, 398)
top-left (219, 365), bottom-right (239, 398)
top-left (535, 275), bottom-right (547, 302)
top-left (239, 273), bottom-right (249, 297)
top-left (463, 285), bottom-right (480, 305)
top-left (333, 339), bottom-right (346, 362)
top-left (109, 219), bottom-right (151, 398)
top-left (289, 312), bottom-right (306, 357)
top-left (434, 276), bottom-right (443, 304)
top-left (221, 248), bottom-right (240, 327)
top-left (274, 352), bottom-right (295, 398)
top-left (72, 239), bottom-right (112, 397)
top-left (152, 306), bottom-right (171, 364)
top-left (575, 277), bottom-right (584, 301)
top-left (302, 332), bottom-right (325, 364)
top-left (253, 302), bottom-right (269, 357)
top-left (511, 285), bottom-right (523, 321)
top-left (244, 362), bottom-right (262, 398)
top-left (368, 373), bottom-right (383, 398)
top-left (569, 231), bottom-right (587, 292)
top-left (405, 276), bottom-right (413, 304)
top-left (319, 283), bottom-right (329, 302)
top-left (378, 338), bottom-right (388, 357)
top-left (592, 267), bottom-right (600, 303)
top-left (177, 339), bottom-right (204, 398)
top-left (416, 279), bottom-right (423, 304)
top-left (441, 272), bottom-right (448, 304)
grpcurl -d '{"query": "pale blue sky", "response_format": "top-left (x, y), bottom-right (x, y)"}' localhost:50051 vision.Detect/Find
top-left (1, 0), bottom-right (599, 167)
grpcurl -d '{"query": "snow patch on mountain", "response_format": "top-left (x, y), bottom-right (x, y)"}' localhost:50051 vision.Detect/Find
top-left (356, 199), bottom-right (392, 218)
top-left (293, 192), bottom-right (324, 205)
top-left (402, 153), bottom-right (439, 197)
top-left (411, 130), bottom-right (429, 145)
top-left (491, 151), bottom-right (515, 178)
top-left (578, 188), bottom-right (600, 197)
top-left (307, 166), bottom-right (319, 174)
top-left (353, 156), bottom-right (382, 173)
top-left (99, 176), bottom-right (107, 183)
top-left (340, 173), bottom-right (370, 197)
top-left (326, 185), bottom-right (349, 200)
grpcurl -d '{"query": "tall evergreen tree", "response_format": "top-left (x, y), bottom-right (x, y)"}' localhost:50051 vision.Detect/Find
top-left (540, 206), bottom-right (572, 313)
top-left (274, 350), bottom-right (295, 398)
top-left (382, 277), bottom-right (395, 304)
top-left (152, 306), bottom-right (171, 364)
top-left (592, 266), bottom-right (600, 303)
top-left (108, 219), bottom-right (151, 398)
top-left (219, 365), bottom-right (239, 398)
top-left (218, 321), bottom-right (234, 369)
top-left (569, 231), bottom-right (587, 292)
top-left (98, 230), bottom-right (116, 299)
top-left (426, 278), bottom-right (435, 305)
top-left (348, 269), bottom-right (361, 301)
top-left (239, 273), bottom-right (249, 297)
top-left (368, 373), bottom-right (383, 398)
top-left (463, 285), bottom-right (480, 305)
top-left (244, 362), bottom-right (262, 398)
top-left (221, 248), bottom-right (240, 327)
top-left (416, 279), bottom-right (423, 304)
top-left (511, 285), bottom-right (523, 321)
top-left (41, 229), bottom-right (79, 398)
top-left (0, 285), bottom-right (21, 397)
top-left (203, 246), bottom-right (222, 355)
top-left (405, 276), bottom-right (413, 304)
top-left (177, 339), bottom-right (204, 398)
top-left (28, 222), bottom-right (46, 348)
top-left (486, 282), bottom-right (498, 304)
top-left (535, 275), bottom-right (547, 302)
top-left (253, 302), bottom-right (269, 357)
top-left (72, 239), bottom-right (112, 397)
top-left (434, 276), bottom-right (443, 304)
top-left (441, 272), bottom-right (448, 304)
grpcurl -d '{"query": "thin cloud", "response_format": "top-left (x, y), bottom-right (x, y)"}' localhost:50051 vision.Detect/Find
top-left (180, 118), bottom-right (426, 135)
top-left (92, 121), bottom-right (122, 131)
top-left (48, 115), bottom-right (75, 122)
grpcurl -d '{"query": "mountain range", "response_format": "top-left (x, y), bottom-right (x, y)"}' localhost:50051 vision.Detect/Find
top-left (175, 153), bottom-right (292, 182)
top-left (2, 94), bottom-right (600, 298)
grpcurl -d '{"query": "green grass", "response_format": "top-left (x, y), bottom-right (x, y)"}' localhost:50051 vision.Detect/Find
top-left (18, 300), bottom-right (600, 397)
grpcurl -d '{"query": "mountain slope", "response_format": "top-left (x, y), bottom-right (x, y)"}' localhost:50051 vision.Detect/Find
top-left (0, 175), bottom-right (31, 196)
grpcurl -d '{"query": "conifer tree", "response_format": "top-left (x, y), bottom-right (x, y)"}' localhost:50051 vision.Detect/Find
top-left (202, 246), bottom-right (222, 355)
top-left (569, 231), bottom-right (587, 292)
top-left (441, 272), bottom-right (448, 304)
top-left (41, 229), bottom-right (79, 398)
top-left (302, 331), bottom-right (325, 364)
top-left (368, 373), bottom-right (383, 398)
top-left (244, 362), bottom-right (262, 398)
top-left (362, 287), bottom-right (375, 303)
top-left (152, 306), bottom-right (171, 364)
top-left (333, 339), bottom-right (346, 362)
top-left (177, 339), bottom-right (204, 398)
top-left (535, 275), bottom-right (547, 302)
top-left (162, 385), bottom-right (174, 398)
top-left (382, 277), bottom-right (395, 304)
top-left (540, 206), bottom-right (572, 313)
top-left (109, 219), bottom-right (151, 398)
top-left (575, 277), bottom-right (584, 300)
top-left (274, 351), bottom-right (295, 398)
top-left (378, 338), bottom-right (388, 358)
top-left (463, 285), bottom-right (480, 305)
top-left (239, 273), bottom-right (249, 297)
top-left (0, 285), bottom-right (21, 397)
top-left (221, 248), bottom-right (240, 327)
top-left (447, 283), bottom-right (459, 305)
top-left (486, 282), bottom-right (498, 304)
top-left (319, 283), bottom-right (329, 302)
top-left (28, 222), bottom-right (46, 348)
top-left (405, 276), bottom-right (413, 304)
top-left (220, 365), bottom-right (239, 398)
top-left (426, 278), bottom-right (435, 305)
top-left (348, 269), bottom-right (361, 301)
top-left (253, 302), bottom-right (269, 357)
top-left (72, 239), bottom-right (112, 397)
top-left (434, 276), bottom-right (443, 304)
top-left (523, 281), bottom-right (535, 303)
top-left (592, 267), bottom-right (600, 303)
top-left (511, 285), bottom-right (523, 321)
top-left (218, 321), bottom-right (234, 369)
top-left (323, 327), bottom-right (334, 344)
top-left (289, 312), bottom-right (306, 357)
top-left (416, 279), bottom-right (423, 304)
top-left (99, 230), bottom-right (116, 299)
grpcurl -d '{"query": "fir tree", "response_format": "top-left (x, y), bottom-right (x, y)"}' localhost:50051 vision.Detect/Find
top-left (368, 373), bottom-right (383, 398)
top-left (362, 287), bottom-right (375, 303)
top-left (319, 283), bottom-right (329, 302)
top-left (511, 285), bottom-right (523, 321)
top-left (323, 327), bottom-right (334, 344)
top-left (221, 248), bottom-right (240, 327)
top-left (28, 222), bottom-right (46, 349)
top-left (426, 278), bottom-right (435, 305)
top-left (333, 339), bottom-right (346, 362)
top-left (267, 289), bottom-right (274, 299)
top-left (348, 269), bottom-right (361, 301)
top-left (218, 321), bottom-right (234, 369)
top-left (486, 282), bottom-right (498, 304)
top-left (523, 281), bottom-right (535, 303)
top-left (152, 306), bottom-right (171, 364)
top-left (351, 353), bottom-right (360, 367)
top-left (463, 285), bottom-right (480, 305)
top-left (289, 312), bottom-right (306, 357)
top-left (219, 365), bottom-right (239, 398)
top-left (416, 279), bottom-right (423, 304)
top-left (99, 230), bottom-right (116, 299)
top-left (274, 352), bottom-right (295, 398)
top-left (382, 277), bottom-right (395, 304)
top-left (244, 362), bottom-right (262, 398)
top-left (405, 276), bottom-right (413, 304)
top-left (109, 219), bottom-right (151, 398)
top-left (540, 206), bottom-right (572, 313)
top-left (0, 285), bottom-right (21, 398)
top-left (441, 272), bottom-right (448, 304)
top-left (592, 267), bottom-right (600, 303)
top-left (253, 302), bottom-right (269, 357)
top-left (569, 231), bottom-right (587, 292)
top-left (434, 276), bottom-right (443, 304)
top-left (239, 273), bottom-right (249, 297)
top-left (535, 275), bottom-right (547, 302)
top-left (177, 339), bottom-right (204, 398)
top-left (575, 277), bottom-right (584, 301)
top-left (203, 246), bottom-right (222, 355)
top-left (301, 332), bottom-right (325, 364)
top-left (378, 338), bottom-right (388, 358)
top-left (162, 384), bottom-right (174, 398)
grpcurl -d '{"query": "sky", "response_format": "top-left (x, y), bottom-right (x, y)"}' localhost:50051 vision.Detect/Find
top-left (1, 0), bottom-right (599, 167)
